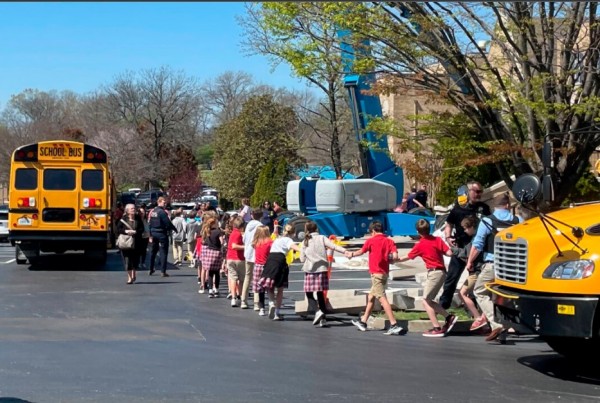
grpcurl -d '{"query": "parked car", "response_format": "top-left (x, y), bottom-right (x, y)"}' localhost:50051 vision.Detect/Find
top-left (118, 191), bottom-right (137, 206)
top-left (135, 189), bottom-right (164, 207)
top-left (0, 205), bottom-right (8, 242)
top-left (170, 202), bottom-right (196, 216)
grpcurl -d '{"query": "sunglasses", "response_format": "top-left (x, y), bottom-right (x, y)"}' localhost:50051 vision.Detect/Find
top-left (470, 189), bottom-right (483, 194)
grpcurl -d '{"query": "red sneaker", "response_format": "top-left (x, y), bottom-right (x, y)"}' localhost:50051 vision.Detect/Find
top-left (422, 328), bottom-right (446, 338)
top-left (470, 315), bottom-right (488, 331)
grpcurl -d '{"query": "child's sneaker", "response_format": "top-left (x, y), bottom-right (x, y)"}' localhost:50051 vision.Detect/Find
top-left (198, 288), bottom-right (205, 294)
top-left (259, 308), bottom-right (266, 316)
top-left (318, 318), bottom-right (327, 328)
top-left (231, 298), bottom-right (238, 307)
top-left (313, 310), bottom-right (325, 326)
top-left (383, 323), bottom-right (403, 335)
top-left (268, 304), bottom-right (276, 320)
top-left (208, 288), bottom-right (215, 296)
top-left (423, 328), bottom-right (446, 337)
top-left (443, 314), bottom-right (458, 334)
top-left (351, 319), bottom-right (367, 331)
top-left (212, 288), bottom-right (219, 298)
top-left (273, 314), bottom-right (283, 321)
top-left (240, 301), bottom-right (249, 309)
top-left (470, 314), bottom-right (487, 331)
top-left (226, 293), bottom-right (232, 300)
top-left (254, 305), bottom-right (260, 312)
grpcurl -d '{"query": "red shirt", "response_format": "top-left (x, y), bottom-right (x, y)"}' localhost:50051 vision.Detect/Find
top-left (226, 228), bottom-right (245, 261)
top-left (360, 233), bottom-right (398, 275)
top-left (254, 239), bottom-right (273, 265)
top-left (407, 235), bottom-right (449, 270)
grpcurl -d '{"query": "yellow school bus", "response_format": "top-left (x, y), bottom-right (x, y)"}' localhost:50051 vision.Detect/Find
top-left (8, 140), bottom-right (115, 264)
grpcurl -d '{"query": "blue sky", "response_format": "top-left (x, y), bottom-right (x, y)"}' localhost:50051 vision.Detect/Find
top-left (0, 2), bottom-right (308, 108)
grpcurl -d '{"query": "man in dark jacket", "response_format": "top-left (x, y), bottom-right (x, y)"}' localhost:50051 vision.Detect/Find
top-left (439, 181), bottom-right (491, 309)
top-left (148, 196), bottom-right (177, 277)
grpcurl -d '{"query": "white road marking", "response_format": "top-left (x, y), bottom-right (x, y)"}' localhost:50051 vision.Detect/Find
top-left (3, 259), bottom-right (15, 264)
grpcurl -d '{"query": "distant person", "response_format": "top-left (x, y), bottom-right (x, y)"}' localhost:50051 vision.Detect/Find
top-left (415, 184), bottom-right (428, 209)
top-left (241, 209), bottom-right (263, 309)
top-left (348, 221), bottom-right (403, 336)
top-left (171, 208), bottom-right (186, 266)
top-left (200, 216), bottom-right (224, 298)
top-left (300, 221), bottom-right (348, 327)
top-left (394, 192), bottom-right (410, 213)
top-left (240, 198), bottom-right (252, 223)
top-left (257, 223), bottom-right (302, 320)
top-left (184, 211), bottom-right (200, 267)
top-left (260, 201), bottom-right (276, 233)
top-left (226, 216), bottom-right (245, 306)
top-left (405, 187), bottom-right (419, 211)
top-left (137, 204), bottom-right (150, 270)
top-left (467, 192), bottom-right (522, 343)
top-left (272, 201), bottom-right (283, 214)
top-left (396, 219), bottom-right (456, 337)
top-left (117, 203), bottom-right (145, 284)
top-left (251, 225), bottom-right (273, 316)
top-left (148, 197), bottom-right (177, 277)
top-left (439, 180), bottom-right (490, 310)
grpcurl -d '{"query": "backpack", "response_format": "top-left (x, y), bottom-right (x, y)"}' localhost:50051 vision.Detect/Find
top-left (482, 215), bottom-right (519, 254)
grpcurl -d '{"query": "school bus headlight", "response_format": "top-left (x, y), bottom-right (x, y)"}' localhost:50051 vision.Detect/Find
top-left (543, 260), bottom-right (594, 280)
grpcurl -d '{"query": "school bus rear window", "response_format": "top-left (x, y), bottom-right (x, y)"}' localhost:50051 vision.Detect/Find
top-left (82, 170), bottom-right (104, 191)
top-left (15, 168), bottom-right (37, 190)
top-left (44, 169), bottom-right (75, 190)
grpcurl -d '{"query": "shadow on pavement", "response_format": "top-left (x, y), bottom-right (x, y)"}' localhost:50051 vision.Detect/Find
top-left (26, 251), bottom-right (120, 272)
top-left (518, 354), bottom-right (600, 384)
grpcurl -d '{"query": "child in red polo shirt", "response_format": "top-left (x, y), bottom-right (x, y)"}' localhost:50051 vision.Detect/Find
top-left (348, 221), bottom-right (403, 336)
top-left (397, 219), bottom-right (456, 337)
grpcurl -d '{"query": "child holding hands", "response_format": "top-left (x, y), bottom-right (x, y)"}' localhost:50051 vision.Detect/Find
top-left (396, 219), bottom-right (457, 337)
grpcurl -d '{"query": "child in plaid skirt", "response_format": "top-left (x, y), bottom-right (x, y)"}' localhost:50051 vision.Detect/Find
top-left (252, 226), bottom-right (273, 316)
top-left (300, 221), bottom-right (348, 327)
top-left (258, 224), bottom-right (302, 320)
top-left (200, 216), bottom-right (224, 297)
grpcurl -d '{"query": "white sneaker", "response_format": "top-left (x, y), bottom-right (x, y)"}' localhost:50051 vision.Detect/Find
top-left (273, 314), bottom-right (283, 321)
top-left (259, 308), bottom-right (266, 316)
top-left (231, 298), bottom-right (238, 307)
top-left (313, 310), bottom-right (325, 326)
top-left (240, 301), bottom-right (249, 309)
top-left (268, 305), bottom-right (276, 319)
top-left (208, 288), bottom-right (215, 296)
top-left (198, 288), bottom-right (205, 294)
top-left (212, 288), bottom-right (219, 297)
top-left (253, 305), bottom-right (260, 312)
top-left (318, 318), bottom-right (327, 328)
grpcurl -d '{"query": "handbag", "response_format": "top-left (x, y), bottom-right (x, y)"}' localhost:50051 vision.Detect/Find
top-left (116, 219), bottom-right (135, 250)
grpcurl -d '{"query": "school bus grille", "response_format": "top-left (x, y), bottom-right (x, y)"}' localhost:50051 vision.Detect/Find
top-left (494, 238), bottom-right (528, 284)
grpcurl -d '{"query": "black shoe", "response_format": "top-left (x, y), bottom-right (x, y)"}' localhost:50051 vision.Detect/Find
top-left (161, 272), bottom-right (169, 277)
top-left (148, 269), bottom-right (155, 276)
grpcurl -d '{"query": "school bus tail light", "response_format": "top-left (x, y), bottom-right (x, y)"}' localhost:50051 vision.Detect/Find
top-left (17, 197), bottom-right (36, 207)
top-left (83, 198), bottom-right (102, 208)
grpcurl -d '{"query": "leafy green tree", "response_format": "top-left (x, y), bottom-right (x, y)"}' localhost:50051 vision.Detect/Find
top-left (240, 3), bottom-right (356, 178)
top-left (251, 158), bottom-right (276, 207)
top-left (212, 95), bottom-right (305, 202)
top-left (326, 2), bottom-right (600, 208)
top-left (273, 157), bottom-right (290, 206)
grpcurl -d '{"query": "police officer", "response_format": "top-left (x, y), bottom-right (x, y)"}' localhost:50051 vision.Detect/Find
top-left (148, 196), bottom-right (177, 277)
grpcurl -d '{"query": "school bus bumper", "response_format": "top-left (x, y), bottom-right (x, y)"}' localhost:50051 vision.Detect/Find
top-left (489, 283), bottom-right (599, 339)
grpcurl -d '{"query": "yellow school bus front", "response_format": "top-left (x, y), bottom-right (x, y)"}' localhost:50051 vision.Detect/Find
top-left (490, 203), bottom-right (600, 343)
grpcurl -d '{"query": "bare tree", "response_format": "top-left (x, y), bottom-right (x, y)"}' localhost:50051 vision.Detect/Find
top-left (101, 66), bottom-right (203, 187)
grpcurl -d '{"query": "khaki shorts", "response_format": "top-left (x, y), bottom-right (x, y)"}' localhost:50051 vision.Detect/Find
top-left (227, 260), bottom-right (246, 282)
top-left (423, 270), bottom-right (446, 301)
top-left (369, 274), bottom-right (388, 298)
top-left (461, 271), bottom-right (480, 295)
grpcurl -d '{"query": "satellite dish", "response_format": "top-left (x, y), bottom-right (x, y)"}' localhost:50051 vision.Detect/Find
top-left (512, 173), bottom-right (541, 204)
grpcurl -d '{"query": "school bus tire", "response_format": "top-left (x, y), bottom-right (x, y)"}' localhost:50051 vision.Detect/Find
top-left (544, 336), bottom-right (600, 361)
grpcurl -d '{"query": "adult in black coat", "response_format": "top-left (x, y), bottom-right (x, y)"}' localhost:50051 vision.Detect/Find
top-left (117, 203), bottom-right (145, 284)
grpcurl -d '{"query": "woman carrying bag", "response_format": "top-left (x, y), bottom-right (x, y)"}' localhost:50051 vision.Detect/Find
top-left (117, 203), bottom-right (145, 284)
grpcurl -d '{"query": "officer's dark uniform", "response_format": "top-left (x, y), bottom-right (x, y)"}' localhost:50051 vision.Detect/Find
top-left (148, 205), bottom-right (177, 276)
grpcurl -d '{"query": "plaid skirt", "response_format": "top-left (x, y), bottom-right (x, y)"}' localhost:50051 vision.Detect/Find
top-left (304, 272), bottom-right (329, 292)
top-left (257, 252), bottom-right (289, 290)
top-left (201, 247), bottom-right (223, 273)
top-left (252, 263), bottom-right (265, 293)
